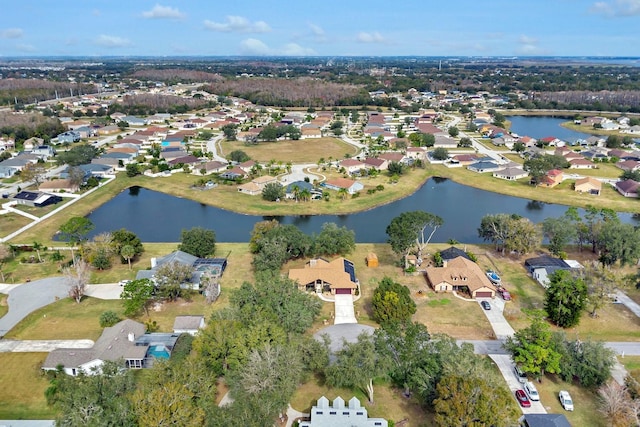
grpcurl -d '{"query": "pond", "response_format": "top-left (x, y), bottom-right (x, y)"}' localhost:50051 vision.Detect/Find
top-left (507, 116), bottom-right (595, 143)
top-left (85, 180), bottom-right (637, 243)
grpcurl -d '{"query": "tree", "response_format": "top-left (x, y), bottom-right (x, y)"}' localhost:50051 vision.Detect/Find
top-left (431, 147), bottom-right (449, 160)
top-left (524, 154), bottom-right (569, 184)
top-left (387, 161), bottom-right (405, 175)
top-left (312, 222), bottom-right (356, 256)
top-left (556, 336), bottom-right (615, 387)
top-left (56, 144), bottom-right (98, 166)
top-left (386, 211), bottom-right (444, 257)
top-left (0, 244), bottom-right (10, 282)
top-left (478, 213), bottom-right (541, 255)
top-left (125, 163), bottom-right (140, 177)
top-left (99, 310), bottom-right (121, 327)
top-left (448, 126), bottom-right (459, 137)
top-left (581, 262), bottom-right (623, 318)
top-left (64, 259), bottom-right (90, 303)
top-left (598, 221), bottom-right (640, 267)
top-left (67, 166), bottom-right (86, 188)
top-left (120, 278), bottom-right (155, 317)
top-left (59, 217), bottom-right (94, 263)
top-left (598, 381), bottom-right (639, 427)
top-left (154, 261), bottom-right (195, 301)
top-left (32, 241), bottom-right (45, 263)
top-left (433, 374), bottom-right (518, 427)
top-left (371, 277), bottom-right (417, 327)
top-left (324, 332), bottom-right (385, 403)
top-left (545, 270), bottom-right (588, 328)
top-left (222, 124), bottom-right (238, 141)
top-left (178, 227), bottom-right (216, 258)
top-left (249, 220), bottom-right (280, 253)
top-left (542, 214), bottom-right (577, 256)
top-left (46, 361), bottom-right (137, 427)
top-left (111, 228), bottom-right (144, 262)
top-left (457, 137), bottom-right (472, 148)
top-left (505, 318), bottom-right (562, 380)
top-left (261, 182), bottom-right (285, 201)
top-left (119, 245), bottom-right (135, 270)
top-left (229, 149), bottom-right (249, 162)
top-left (20, 162), bottom-right (47, 186)
top-left (132, 381), bottom-right (205, 427)
top-left (606, 134), bottom-right (622, 148)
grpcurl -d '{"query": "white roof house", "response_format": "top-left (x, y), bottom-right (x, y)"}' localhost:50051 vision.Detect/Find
top-left (299, 396), bottom-right (387, 427)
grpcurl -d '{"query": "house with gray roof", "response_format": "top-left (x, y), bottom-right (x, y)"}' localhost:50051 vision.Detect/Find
top-left (299, 396), bottom-right (387, 427)
top-left (173, 315), bottom-right (205, 335)
top-left (0, 155), bottom-right (38, 178)
top-left (136, 250), bottom-right (227, 290)
top-left (467, 160), bottom-right (502, 173)
top-left (493, 166), bottom-right (528, 180)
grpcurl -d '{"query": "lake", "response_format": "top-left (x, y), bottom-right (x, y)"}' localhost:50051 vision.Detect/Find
top-left (507, 116), bottom-right (594, 143)
top-left (85, 180), bottom-right (637, 243)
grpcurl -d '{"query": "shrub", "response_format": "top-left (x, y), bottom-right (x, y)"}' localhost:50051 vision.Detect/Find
top-left (99, 310), bottom-right (121, 327)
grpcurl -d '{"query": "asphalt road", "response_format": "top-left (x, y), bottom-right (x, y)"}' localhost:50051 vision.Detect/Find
top-left (0, 277), bottom-right (69, 337)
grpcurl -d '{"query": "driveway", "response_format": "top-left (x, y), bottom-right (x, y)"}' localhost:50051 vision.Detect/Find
top-left (489, 354), bottom-right (547, 414)
top-left (84, 284), bottom-right (122, 300)
top-left (0, 339), bottom-right (94, 353)
top-left (477, 298), bottom-right (515, 339)
top-left (313, 323), bottom-right (375, 353)
top-left (615, 291), bottom-right (640, 318)
top-left (0, 277), bottom-right (69, 337)
top-left (333, 294), bottom-right (357, 324)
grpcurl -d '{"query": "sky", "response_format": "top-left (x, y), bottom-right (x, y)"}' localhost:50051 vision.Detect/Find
top-left (1, 0), bottom-right (640, 57)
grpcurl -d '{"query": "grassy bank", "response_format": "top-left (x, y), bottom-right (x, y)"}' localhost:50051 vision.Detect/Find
top-left (220, 137), bottom-right (357, 163)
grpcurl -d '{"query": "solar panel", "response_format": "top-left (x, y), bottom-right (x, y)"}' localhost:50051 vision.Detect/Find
top-left (343, 259), bottom-right (356, 282)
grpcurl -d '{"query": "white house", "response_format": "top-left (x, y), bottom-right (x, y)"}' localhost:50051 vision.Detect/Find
top-left (173, 315), bottom-right (205, 336)
top-left (299, 396), bottom-right (388, 427)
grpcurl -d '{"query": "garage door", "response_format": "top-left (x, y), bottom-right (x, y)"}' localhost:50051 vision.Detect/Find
top-left (336, 288), bottom-right (351, 295)
top-left (475, 292), bottom-right (493, 298)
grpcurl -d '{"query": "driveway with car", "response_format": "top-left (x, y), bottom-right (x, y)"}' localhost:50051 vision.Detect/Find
top-left (476, 298), bottom-right (515, 339)
top-left (488, 354), bottom-right (547, 414)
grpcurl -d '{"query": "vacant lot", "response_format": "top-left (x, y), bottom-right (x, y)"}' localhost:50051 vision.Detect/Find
top-left (0, 212), bottom-right (32, 238)
top-left (0, 353), bottom-right (56, 419)
top-left (220, 137), bottom-right (357, 163)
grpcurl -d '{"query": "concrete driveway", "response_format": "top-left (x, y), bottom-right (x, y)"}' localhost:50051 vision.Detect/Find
top-left (477, 298), bottom-right (515, 339)
top-left (0, 339), bottom-right (94, 353)
top-left (0, 277), bottom-right (69, 337)
top-left (313, 323), bottom-right (375, 353)
top-left (615, 291), bottom-right (640, 317)
top-left (333, 294), bottom-right (357, 324)
top-left (489, 354), bottom-right (547, 415)
top-left (84, 284), bottom-right (123, 300)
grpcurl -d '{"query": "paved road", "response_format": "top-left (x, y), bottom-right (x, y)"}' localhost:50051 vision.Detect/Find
top-left (489, 354), bottom-right (547, 414)
top-left (0, 277), bottom-right (69, 337)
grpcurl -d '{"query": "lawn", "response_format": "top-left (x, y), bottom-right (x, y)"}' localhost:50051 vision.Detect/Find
top-left (0, 294), bottom-right (7, 318)
top-left (0, 212), bottom-right (32, 238)
top-left (220, 137), bottom-right (358, 163)
top-left (290, 375), bottom-right (430, 427)
top-left (0, 353), bottom-right (55, 419)
top-left (13, 198), bottom-right (73, 218)
top-left (535, 375), bottom-right (607, 427)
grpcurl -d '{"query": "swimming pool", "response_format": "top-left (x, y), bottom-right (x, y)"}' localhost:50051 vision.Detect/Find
top-left (148, 345), bottom-right (170, 359)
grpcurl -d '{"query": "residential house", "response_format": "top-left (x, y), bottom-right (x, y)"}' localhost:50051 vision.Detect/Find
top-left (30, 145), bottom-right (56, 160)
top-left (238, 175), bottom-right (279, 196)
top-left (424, 256), bottom-right (496, 298)
top-left (136, 250), bottom-right (227, 289)
top-left (0, 137), bottom-right (15, 151)
top-left (539, 169), bottom-right (563, 187)
top-left (569, 158), bottom-right (596, 169)
top-left (438, 246), bottom-right (471, 263)
top-left (56, 131), bottom-right (81, 144)
top-left (616, 179), bottom-right (640, 198)
top-left (493, 166), bottom-right (528, 180)
top-left (362, 157), bottom-right (388, 171)
top-left (616, 159), bottom-right (640, 171)
top-left (173, 315), bottom-right (205, 336)
top-left (525, 255), bottom-right (583, 287)
top-left (378, 152), bottom-right (405, 163)
top-left (199, 160), bottom-right (228, 174)
top-left (219, 166), bottom-right (247, 180)
top-left (96, 125), bottom-right (120, 135)
top-left (301, 125), bottom-right (322, 139)
top-left (299, 396), bottom-right (388, 427)
top-left (433, 135), bottom-right (458, 148)
top-left (323, 178), bottom-right (364, 194)
top-left (160, 148), bottom-right (189, 161)
top-left (22, 137), bottom-right (44, 151)
top-left (450, 154), bottom-right (480, 166)
top-left (289, 257), bottom-right (359, 295)
top-left (238, 160), bottom-right (257, 173)
top-left (11, 191), bottom-right (62, 207)
top-left (574, 177), bottom-right (602, 195)
top-left (0, 155), bottom-right (38, 178)
top-left (42, 319), bottom-right (181, 375)
top-left (100, 151), bottom-right (135, 165)
top-left (168, 155), bottom-right (200, 167)
top-left (120, 116), bottom-right (148, 126)
top-left (405, 147), bottom-right (426, 160)
top-left (39, 179), bottom-right (78, 193)
top-left (467, 160), bottom-right (502, 173)
top-left (521, 414), bottom-right (571, 427)
top-left (339, 159), bottom-right (365, 174)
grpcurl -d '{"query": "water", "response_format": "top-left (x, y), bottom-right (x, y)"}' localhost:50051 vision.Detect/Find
top-left (85, 180), bottom-right (637, 243)
top-left (148, 345), bottom-right (170, 359)
top-left (507, 116), bottom-right (595, 143)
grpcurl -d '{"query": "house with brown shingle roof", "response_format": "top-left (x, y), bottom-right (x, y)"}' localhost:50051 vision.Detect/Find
top-left (39, 179), bottom-right (79, 193)
top-left (539, 169), bottom-right (563, 187)
top-left (616, 180), bottom-right (640, 198)
top-left (323, 178), bottom-right (364, 194)
top-left (379, 152), bottom-right (405, 163)
top-left (617, 159), bottom-right (640, 172)
top-left (289, 257), bottom-right (358, 295)
top-left (574, 177), bottom-right (602, 195)
top-left (569, 158), bottom-right (596, 169)
top-left (362, 157), bottom-right (388, 171)
top-left (424, 256), bottom-right (496, 298)
top-left (339, 159), bottom-right (365, 174)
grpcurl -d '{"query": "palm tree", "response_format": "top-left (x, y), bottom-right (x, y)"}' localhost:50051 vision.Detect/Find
top-left (300, 188), bottom-right (311, 202)
top-left (32, 241), bottom-right (44, 263)
top-left (338, 188), bottom-right (349, 200)
top-left (120, 245), bottom-right (136, 270)
top-left (291, 184), bottom-right (300, 202)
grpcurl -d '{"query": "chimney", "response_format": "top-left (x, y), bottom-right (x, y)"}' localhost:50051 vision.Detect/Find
top-left (128, 332), bottom-right (135, 342)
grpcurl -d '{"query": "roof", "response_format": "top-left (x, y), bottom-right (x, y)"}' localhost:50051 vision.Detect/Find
top-left (288, 257), bottom-right (358, 290)
top-left (616, 179), bottom-right (640, 193)
top-left (574, 176), bottom-right (602, 189)
top-left (425, 256), bottom-right (496, 293)
top-left (340, 158), bottom-right (364, 167)
top-left (252, 175), bottom-right (276, 184)
top-left (324, 177), bottom-right (356, 189)
top-left (525, 255), bottom-right (571, 270)
top-left (286, 181), bottom-right (314, 193)
top-left (379, 152), bottom-right (404, 162)
top-left (439, 246), bottom-right (471, 261)
top-left (173, 315), bottom-right (205, 331)
top-left (522, 413), bottom-right (571, 427)
top-left (156, 250), bottom-right (198, 268)
top-left (238, 182), bottom-right (261, 193)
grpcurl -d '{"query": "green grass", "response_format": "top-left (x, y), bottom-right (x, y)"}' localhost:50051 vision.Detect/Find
top-left (0, 295), bottom-right (7, 318)
top-left (0, 212), bottom-right (32, 238)
top-left (535, 375), bottom-right (607, 427)
top-left (0, 353), bottom-right (56, 419)
top-left (220, 137), bottom-right (357, 163)
top-left (427, 298), bottom-right (451, 307)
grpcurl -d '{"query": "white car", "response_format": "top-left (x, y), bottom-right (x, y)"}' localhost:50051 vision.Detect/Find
top-left (559, 390), bottom-right (574, 411)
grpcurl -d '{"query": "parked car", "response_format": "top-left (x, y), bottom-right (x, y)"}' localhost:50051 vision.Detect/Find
top-left (498, 288), bottom-right (512, 301)
top-left (514, 365), bottom-right (527, 383)
top-left (480, 300), bottom-right (491, 310)
top-left (524, 381), bottom-right (540, 401)
top-left (515, 389), bottom-right (531, 408)
top-left (559, 390), bottom-right (574, 411)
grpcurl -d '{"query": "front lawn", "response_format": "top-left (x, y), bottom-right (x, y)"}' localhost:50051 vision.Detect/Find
top-left (0, 353), bottom-right (55, 419)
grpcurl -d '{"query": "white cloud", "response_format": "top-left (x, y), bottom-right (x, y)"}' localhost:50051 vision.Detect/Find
top-left (240, 38), bottom-right (272, 55)
top-left (142, 4), bottom-right (185, 20)
top-left (204, 16), bottom-right (271, 33)
top-left (1, 28), bottom-right (23, 39)
top-left (94, 35), bottom-right (132, 48)
top-left (356, 31), bottom-right (386, 43)
top-left (515, 34), bottom-right (548, 55)
top-left (519, 35), bottom-right (538, 45)
top-left (282, 43), bottom-right (316, 56)
top-left (590, 0), bottom-right (640, 16)
top-left (239, 39), bottom-right (316, 56)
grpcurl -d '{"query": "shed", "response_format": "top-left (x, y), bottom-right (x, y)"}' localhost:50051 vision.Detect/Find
top-left (366, 253), bottom-right (378, 268)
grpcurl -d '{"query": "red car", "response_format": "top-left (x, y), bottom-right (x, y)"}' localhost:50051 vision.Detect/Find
top-left (515, 389), bottom-right (531, 408)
